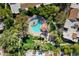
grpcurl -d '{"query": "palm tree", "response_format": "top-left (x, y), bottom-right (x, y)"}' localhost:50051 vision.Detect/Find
top-left (47, 16), bottom-right (58, 32)
top-left (0, 3), bottom-right (12, 18)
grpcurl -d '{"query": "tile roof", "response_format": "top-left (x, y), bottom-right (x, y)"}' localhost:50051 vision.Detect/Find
top-left (68, 8), bottom-right (78, 20)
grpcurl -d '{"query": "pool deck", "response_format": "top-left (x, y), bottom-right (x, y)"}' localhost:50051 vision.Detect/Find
top-left (28, 15), bottom-right (49, 39)
top-left (28, 18), bottom-right (42, 37)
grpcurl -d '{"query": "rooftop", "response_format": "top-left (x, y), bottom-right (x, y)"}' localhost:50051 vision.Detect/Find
top-left (70, 3), bottom-right (79, 9)
top-left (68, 8), bottom-right (78, 20)
top-left (63, 19), bottom-right (79, 42)
top-left (9, 3), bottom-right (20, 14)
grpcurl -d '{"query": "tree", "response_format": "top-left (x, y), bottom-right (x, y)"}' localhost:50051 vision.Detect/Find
top-left (27, 4), bottom-right (60, 18)
top-left (53, 48), bottom-right (60, 56)
top-left (50, 31), bottom-right (63, 45)
top-left (37, 4), bottom-right (60, 19)
top-left (0, 4), bottom-right (12, 18)
top-left (61, 45), bottom-right (71, 55)
top-left (0, 3), bottom-right (74, 56)
top-left (27, 4), bottom-right (60, 32)
top-left (15, 13), bottom-right (28, 30)
top-left (20, 35), bottom-right (41, 55)
top-left (14, 15), bottom-right (29, 43)
top-left (0, 27), bottom-right (21, 56)
top-left (0, 6), bottom-right (29, 55)
top-left (22, 35), bottom-right (37, 50)
top-left (55, 11), bottom-right (67, 25)
top-left (3, 16), bottom-right (14, 29)
top-left (47, 16), bottom-right (57, 32)
top-left (40, 43), bottom-right (55, 51)
top-left (0, 3), bottom-right (14, 29)
top-left (71, 44), bottom-right (79, 56)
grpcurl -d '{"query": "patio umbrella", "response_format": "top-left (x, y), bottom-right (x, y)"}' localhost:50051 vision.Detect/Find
top-left (41, 23), bottom-right (47, 31)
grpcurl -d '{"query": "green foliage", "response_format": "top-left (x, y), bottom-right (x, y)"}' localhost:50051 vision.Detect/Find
top-left (26, 3), bottom-right (68, 35)
top-left (22, 36), bottom-right (37, 50)
top-left (38, 4), bottom-right (60, 18)
top-left (15, 15), bottom-right (28, 31)
top-left (22, 35), bottom-right (55, 52)
top-left (71, 44), bottom-right (79, 55)
top-left (55, 11), bottom-right (67, 25)
top-left (53, 48), bottom-right (60, 56)
top-left (50, 31), bottom-right (63, 44)
top-left (41, 43), bottom-right (55, 51)
top-left (19, 9), bottom-right (27, 16)
top-left (0, 28), bottom-right (20, 56)
top-left (4, 16), bottom-right (14, 29)
top-left (0, 3), bottom-right (77, 56)
top-left (0, 4), bottom-right (14, 29)
top-left (23, 40), bottom-right (35, 50)
top-left (0, 4), bottom-right (12, 17)
top-left (27, 4), bottom-right (60, 18)
top-left (47, 16), bottom-right (57, 31)
top-left (61, 45), bottom-right (71, 55)
top-left (0, 4), bottom-right (29, 55)
top-left (0, 4), bottom-right (5, 8)
top-left (28, 7), bottom-right (38, 15)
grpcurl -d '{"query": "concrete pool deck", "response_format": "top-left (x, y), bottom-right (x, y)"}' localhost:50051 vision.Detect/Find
top-left (28, 17), bottom-right (42, 37)
top-left (28, 15), bottom-right (48, 38)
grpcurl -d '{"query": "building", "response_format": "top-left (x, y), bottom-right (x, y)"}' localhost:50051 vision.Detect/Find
top-left (9, 3), bottom-right (20, 14)
top-left (9, 3), bottom-right (51, 13)
top-left (63, 3), bottom-right (79, 42)
top-left (70, 3), bottom-right (79, 9)
top-left (69, 3), bottom-right (79, 19)
top-left (68, 8), bottom-right (78, 20)
top-left (63, 19), bottom-right (79, 42)
top-left (9, 3), bottom-right (41, 13)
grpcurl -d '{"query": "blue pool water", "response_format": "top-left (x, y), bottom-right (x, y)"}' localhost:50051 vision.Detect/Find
top-left (32, 19), bottom-right (42, 32)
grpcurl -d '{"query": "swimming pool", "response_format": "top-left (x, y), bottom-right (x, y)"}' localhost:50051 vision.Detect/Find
top-left (31, 19), bottom-right (42, 32)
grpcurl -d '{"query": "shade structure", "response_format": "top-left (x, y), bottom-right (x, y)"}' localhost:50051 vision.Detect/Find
top-left (41, 23), bottom-right (47, 31)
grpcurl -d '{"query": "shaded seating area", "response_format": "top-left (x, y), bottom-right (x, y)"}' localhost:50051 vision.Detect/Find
top-left (40, 22), bottom-right (48, 39)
